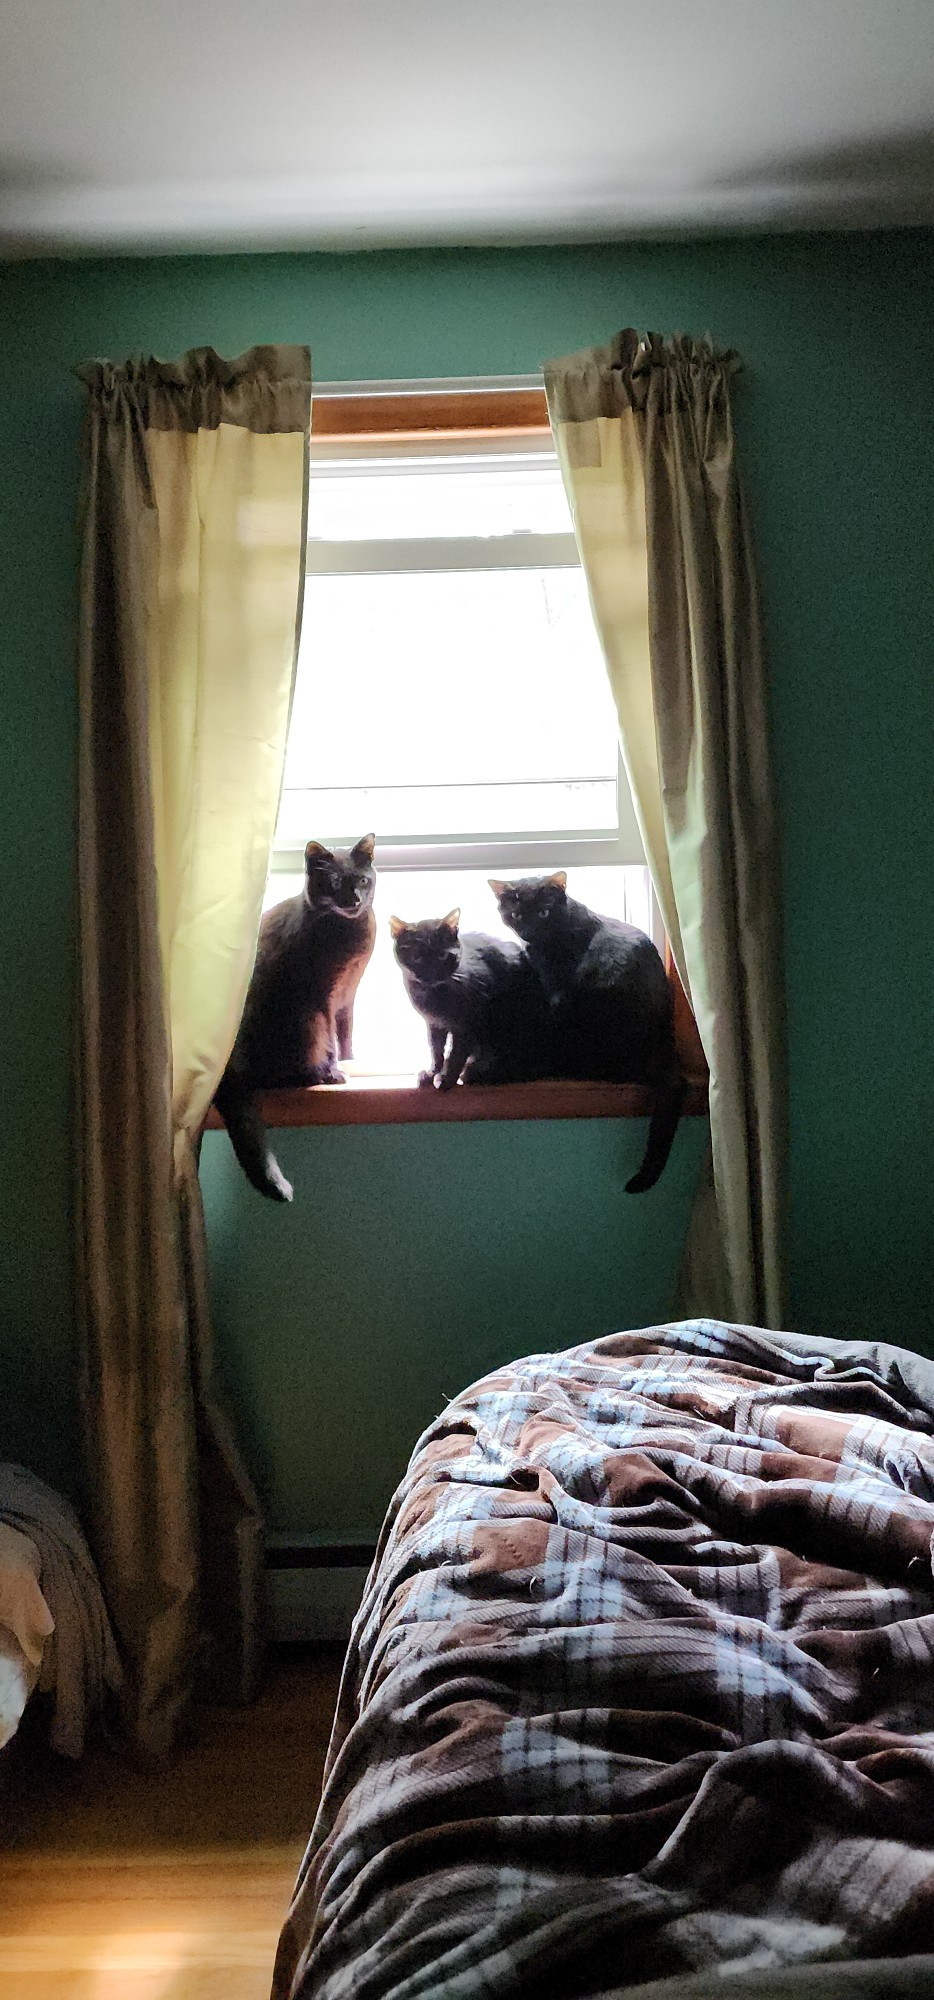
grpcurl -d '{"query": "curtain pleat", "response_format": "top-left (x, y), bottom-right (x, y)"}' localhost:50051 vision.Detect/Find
top-left (545, 331), bottom-right (786, 1328)
top-left (75, 345), bottom-right (311, 1756)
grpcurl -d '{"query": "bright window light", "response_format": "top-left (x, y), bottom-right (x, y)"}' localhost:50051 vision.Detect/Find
top-left (264, 864), bottom-right (655, 1077)
top-left (279, 563), bottom-right (618, 844)
top-left (305, 447), bottom-right (574, 541)
top-left (269, 421), bottom-right (652, 1076)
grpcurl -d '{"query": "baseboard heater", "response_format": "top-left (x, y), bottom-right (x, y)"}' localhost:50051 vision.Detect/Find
top-left (265, 1538), bottom-right (378, 1643)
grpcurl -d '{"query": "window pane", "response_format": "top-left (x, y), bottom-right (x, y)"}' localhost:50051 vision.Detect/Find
top-left (262, 865), bottom-right (654, 1075)
top-left (280, 566), bottom-right (618, 840)
top-left (277, 780), bottom-right (617, 844)
top-left (307, 450), bottom-right (573, 541)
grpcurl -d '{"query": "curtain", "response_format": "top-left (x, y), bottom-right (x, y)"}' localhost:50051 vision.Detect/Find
top-left (544, 330), bottom-right (785, 1328)
top-left (75, 345), bottom-right (311, 1758)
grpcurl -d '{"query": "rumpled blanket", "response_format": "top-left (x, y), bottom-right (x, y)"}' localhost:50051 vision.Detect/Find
top-left (0, 1463), bottom-right (120, 1757)
top-left (274, 1320), bottom-right (934, 2000)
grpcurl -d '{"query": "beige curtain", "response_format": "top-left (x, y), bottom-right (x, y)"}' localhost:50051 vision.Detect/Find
top-left (75, 345), bottom-right (311, 1758)
top-left (544, 330), bottom-right (786, 1328)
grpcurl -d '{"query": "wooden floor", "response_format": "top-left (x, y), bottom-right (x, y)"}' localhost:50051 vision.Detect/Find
top-left (0, 1646), bottom-right (343, 2000)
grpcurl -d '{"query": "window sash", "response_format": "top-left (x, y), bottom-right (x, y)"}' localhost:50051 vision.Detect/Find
top-left (305, 532), bottom-right (580, 575)
top-left (272, 755), bottom-right (641, 873)
top-left (278, 382), bottom-right (643, 871)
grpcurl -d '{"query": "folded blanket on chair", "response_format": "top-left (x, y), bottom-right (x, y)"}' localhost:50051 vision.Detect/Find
top-left (0, 1463), bottom-right (120, 1757)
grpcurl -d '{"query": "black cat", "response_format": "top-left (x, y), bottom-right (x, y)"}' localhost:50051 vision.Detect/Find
top-left (390, 910), bottom-right (551, 1090)
top-left (214, 835), bottom-right (377, 1201)
top-left (490, 873), bottom-right (685, 1192)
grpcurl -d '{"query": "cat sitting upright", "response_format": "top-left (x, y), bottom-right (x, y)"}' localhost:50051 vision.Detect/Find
top-left (390, 910), bottom-right (551, 1090)
top-left (214, 835), bottom-right (376, 1201)
top-left (490, 873), bottom-right (685, 1192)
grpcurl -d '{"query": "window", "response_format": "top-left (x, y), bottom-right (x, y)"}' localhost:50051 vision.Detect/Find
top-left (263, 381), bottom-right (689, 1099)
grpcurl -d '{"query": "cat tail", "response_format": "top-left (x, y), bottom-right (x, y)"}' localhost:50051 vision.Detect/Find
top-left (625, 1070), bottom-right (686, 1195)
top-left (213, 1070), bottom-right (293, 1203)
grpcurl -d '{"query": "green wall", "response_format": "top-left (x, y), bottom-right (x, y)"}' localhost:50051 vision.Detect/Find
top-left (201, 1119), bottom-right (706, 1535)
top-left (1, 235), bottom-right (932, 1533)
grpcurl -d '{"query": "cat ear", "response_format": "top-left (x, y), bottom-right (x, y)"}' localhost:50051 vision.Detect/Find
top-left (305, 840), bottom-right (331, 864)
top-left (547, 871), bottom-right (568, 892)
top-left (389, 916), bottom-right (406, 939)
top-left (488, 879), bottom-right (508, 898)
top-left (352, 833), bottom-right (376, 862)
top-left (441, 909), bottom-right (460, 932)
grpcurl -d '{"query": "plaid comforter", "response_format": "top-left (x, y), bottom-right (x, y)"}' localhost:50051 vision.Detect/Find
top-left (273, 1321), bottom-right (934, 1999)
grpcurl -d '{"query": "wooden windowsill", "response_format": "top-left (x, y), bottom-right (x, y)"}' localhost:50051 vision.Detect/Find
top-left (312, 385), bottom-right (551, 444)
top-left (205, 1073), bottom-right (709, 1130)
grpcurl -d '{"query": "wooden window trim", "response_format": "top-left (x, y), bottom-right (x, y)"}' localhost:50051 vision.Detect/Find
top-left (206, 1075), bottom-right (709, 1132)
top-left (311, 384), bottom-right (550, 445)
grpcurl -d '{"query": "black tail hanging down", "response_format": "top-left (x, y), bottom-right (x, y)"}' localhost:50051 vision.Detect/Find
top-left (213, 1071), bottom-right (293, 1203)
top-left (625, 1071), bottom-right (687, 1195)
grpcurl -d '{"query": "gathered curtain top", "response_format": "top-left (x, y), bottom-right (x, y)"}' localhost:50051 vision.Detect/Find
top-left (544, 328), bottom-right (741, 424)
top-left (75, 343), bottom-right (312, 435)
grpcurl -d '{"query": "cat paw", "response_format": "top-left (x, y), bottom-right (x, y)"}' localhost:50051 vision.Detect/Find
top-left (463, 1061), bottom-right (494, 1085)
top-left (417, 1069), bottom-right (439, 1088)
top-left (325, 1067), bottom-right (346, 1085)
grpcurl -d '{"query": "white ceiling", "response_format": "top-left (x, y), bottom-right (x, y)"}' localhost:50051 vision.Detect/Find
top-left (2, 0), bottom-right (933, 254)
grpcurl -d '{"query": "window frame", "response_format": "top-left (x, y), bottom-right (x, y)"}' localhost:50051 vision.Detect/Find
top-left (272, 386), bottom-right (638, 880)
top-left (230, 379), bottom-right (708, 1125)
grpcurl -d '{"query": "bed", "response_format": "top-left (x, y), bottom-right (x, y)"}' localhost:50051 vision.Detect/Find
top-left (273, 1320), bottom-right (934, 1999)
